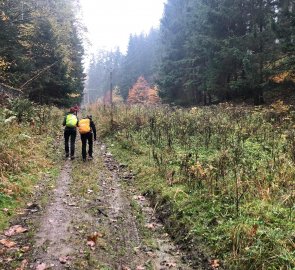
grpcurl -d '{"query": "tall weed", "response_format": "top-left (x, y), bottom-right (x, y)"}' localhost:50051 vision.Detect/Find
top-left (92, 102), bottom-right (295, 269)
top-left (0, 99), bottom-right (63, 229)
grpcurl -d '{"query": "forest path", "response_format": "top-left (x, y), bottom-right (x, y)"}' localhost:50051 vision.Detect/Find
top-left (0, 141), bottom-right (195, 270)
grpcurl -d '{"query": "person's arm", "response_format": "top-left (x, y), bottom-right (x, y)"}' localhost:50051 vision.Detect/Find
top-left (62, 115), bottom-right (66, 126)
top-left (90, 120), bottom-right (96, 140)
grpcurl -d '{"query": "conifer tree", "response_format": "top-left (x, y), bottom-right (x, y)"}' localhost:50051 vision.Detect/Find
top-left (0, 0), bottom-right (85, 106)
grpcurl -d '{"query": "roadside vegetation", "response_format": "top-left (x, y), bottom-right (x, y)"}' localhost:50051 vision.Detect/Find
top-left (0, 98), bottom-right (62, 230)
top-left (91, 102), bottom-right (295, 269)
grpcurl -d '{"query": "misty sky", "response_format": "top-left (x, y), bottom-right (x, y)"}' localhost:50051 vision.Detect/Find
top-left (80, 0), bottom-right (166, 55)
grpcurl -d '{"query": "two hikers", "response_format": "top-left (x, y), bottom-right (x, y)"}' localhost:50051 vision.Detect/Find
top-left (63, 108), bottom-right (96, 161)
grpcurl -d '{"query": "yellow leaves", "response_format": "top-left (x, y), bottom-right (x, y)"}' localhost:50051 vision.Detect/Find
top-left (18, 40), bottom-right (32, 49)
top-left (232, 223), bottom-right (260, 257)
top-left (271, 71), bottom-right (294, 83)
top-left (0, 57), bottom-right (10, 70)
top-left (270, 100), bottom-right (290, 114)
top-left (173, 188), bottom-right (189, 200)
top-left (189, 107), bottom-right (199, 114)
top-left (189, 161), bottom-right (207, 178)
top-left (67, 93), bottom-right (81, 98)
top-left (0, 11), bottom-right (9, 21)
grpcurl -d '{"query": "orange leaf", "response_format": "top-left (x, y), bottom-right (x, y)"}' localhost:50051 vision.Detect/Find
top-left (87, 232), bottom-right (103, 243)
top-left (0, 239), bottom-right (16, 248)
top-left (4, 225), bottom-right (28, 236)
top-left (21, 246), bottom-right (30, 252)
top-left (249, 224), bottom-right (258, 237)
top-left (210, 259), bottom-right (220, 269)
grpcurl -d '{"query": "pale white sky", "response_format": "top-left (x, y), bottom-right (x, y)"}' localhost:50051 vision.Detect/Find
top-left (80, 0), bottom-right (166, 55)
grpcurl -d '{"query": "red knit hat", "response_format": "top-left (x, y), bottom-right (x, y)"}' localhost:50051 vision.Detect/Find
top-left (70, 107), bottom-right (75, 113)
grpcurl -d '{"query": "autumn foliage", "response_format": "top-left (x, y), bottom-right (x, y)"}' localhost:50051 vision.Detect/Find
top-left (127, 76), bottom-right (160, 105)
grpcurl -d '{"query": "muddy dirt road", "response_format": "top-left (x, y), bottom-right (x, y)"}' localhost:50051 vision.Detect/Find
top-left (0, 142), bottom-right (209, 269)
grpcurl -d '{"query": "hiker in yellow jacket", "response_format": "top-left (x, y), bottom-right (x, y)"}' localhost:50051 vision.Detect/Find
top-left (63, 107), bottom-right (78, 160)
top-left (78, 115), bottom-right (96, 161)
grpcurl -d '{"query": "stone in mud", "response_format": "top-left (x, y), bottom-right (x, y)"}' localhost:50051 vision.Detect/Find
top-left (119, 163), bottom-right (127, 168)
top-left (106, 152), bottom-right (112, 158)
top-left (123, 172), bottom-right (133, 179)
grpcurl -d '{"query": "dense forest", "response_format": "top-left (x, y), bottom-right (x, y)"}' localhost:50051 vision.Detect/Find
top-left (0, 0), bottom-right (84, 106)
top-left (87, 0), bottom-right (294, 106)
top-left (1, 0), bottom-right (293, 106)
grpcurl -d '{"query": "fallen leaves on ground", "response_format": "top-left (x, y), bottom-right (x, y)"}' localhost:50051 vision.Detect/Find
top-left (87, 240), bottom-right (95, 247)
top-left (59, 256), bottom-right (70, 264)
top-left (135, 266), bottom-right (145, 270)
top-left (21, 246), bottom-right (30, 252)
top-left (36, 263), bottom-right (47, 270)
top-left (0, 239), bottom-right (16, 248)
top-left (87, 232), bottom-right (104, 248)
top-left (4, 225), bottom-right (28, 236)
top-left (122, 266), bottom-right (131, 270)
top-left (210, 259), bottom-right (220, 269)
top-left (146, 251), bottom-right (157, 258)
top-left (133, 195), bottom-right (145, 201)
top-left (145, 223), bottom-right (159, 230)
top-left (87, 232), bottom-right (103, 244)
top-left (16, 259), bottom-right (28, 270)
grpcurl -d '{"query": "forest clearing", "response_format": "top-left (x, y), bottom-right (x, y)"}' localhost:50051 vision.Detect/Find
top-left (0, 102), bottom-right (294, 269)
top-left (1, 0), bottom-right (294, 269)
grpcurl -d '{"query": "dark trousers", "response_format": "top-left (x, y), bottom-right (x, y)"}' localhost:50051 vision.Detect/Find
top-left (81, 132), bottom-right (93, 159)
top-left (64, 129), bottom-right (76, 157)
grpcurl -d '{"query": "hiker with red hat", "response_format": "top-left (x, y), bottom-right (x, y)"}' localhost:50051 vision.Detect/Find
top-left (62, 107), bottom-right (78, 160)
top-left (72, 105), bottom-right (80, 115)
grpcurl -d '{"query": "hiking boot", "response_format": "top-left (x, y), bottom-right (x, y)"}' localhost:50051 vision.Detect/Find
top-left (83, 158), bottom-right (86, 162)
top-left (70, 156), bottom-right (75, 160)
top-left (88, 156), bottom-right (93, 160)
top-left (65, 153), bottom-right (69, 158)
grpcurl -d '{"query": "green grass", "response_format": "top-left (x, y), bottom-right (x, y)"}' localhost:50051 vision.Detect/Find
top-left (0, 106), bottom-right (63, 230)
top-left (91, 103), bottom-right (295, 270)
